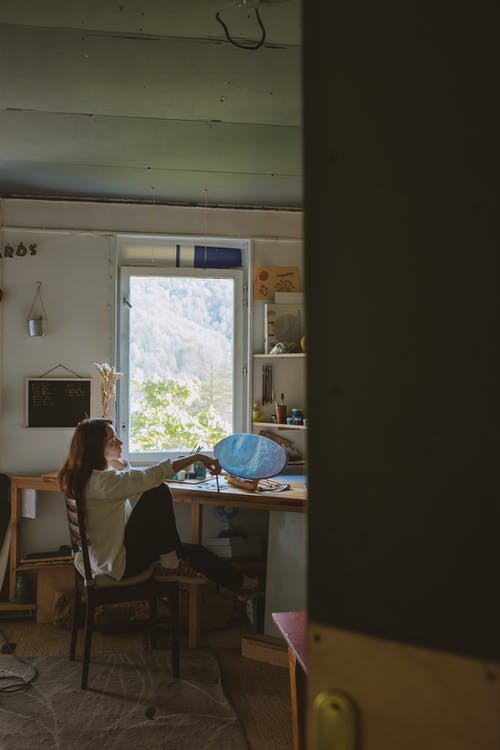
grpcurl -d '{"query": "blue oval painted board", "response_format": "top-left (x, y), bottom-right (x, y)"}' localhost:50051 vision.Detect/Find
top-left (214, 433), bottom-right (287, 479)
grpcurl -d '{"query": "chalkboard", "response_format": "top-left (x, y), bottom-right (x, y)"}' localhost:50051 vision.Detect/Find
top-left (26, 378), bottom-right (91, 428)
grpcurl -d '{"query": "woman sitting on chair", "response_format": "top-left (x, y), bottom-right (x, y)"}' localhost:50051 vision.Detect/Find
top-left (58, 418), bottom-right (258, 593)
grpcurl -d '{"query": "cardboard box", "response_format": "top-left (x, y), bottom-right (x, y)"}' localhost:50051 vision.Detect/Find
top-left (36, 565), bottom-right (74, 624)
top-left (241, 633), bottom-right (288, 667)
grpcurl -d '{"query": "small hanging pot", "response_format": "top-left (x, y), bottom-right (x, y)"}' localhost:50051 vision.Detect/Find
top-left (28, 317), bottom-right (44, 336)
top-left (27, 281), bottom-right (48, 337)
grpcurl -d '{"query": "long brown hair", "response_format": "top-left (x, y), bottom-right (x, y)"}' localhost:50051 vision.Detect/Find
top-left (58, 418), bottom-right (112, 503)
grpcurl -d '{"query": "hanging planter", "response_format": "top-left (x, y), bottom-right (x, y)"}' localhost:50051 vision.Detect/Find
top-left (27, 281), bottom-right (48, 337)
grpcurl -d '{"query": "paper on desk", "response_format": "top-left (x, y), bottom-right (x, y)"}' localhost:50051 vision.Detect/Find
top-left (21, 489), bottom-right (37, 519)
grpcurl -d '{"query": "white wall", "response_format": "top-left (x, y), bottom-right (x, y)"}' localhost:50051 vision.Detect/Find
top-left (265, 510), bottom-right (307, 636)
top-left (0, 198), bottom-right (303, 553)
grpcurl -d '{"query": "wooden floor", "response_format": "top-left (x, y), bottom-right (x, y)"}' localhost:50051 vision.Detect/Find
top-left (0, 615), bottom-right (293, 750)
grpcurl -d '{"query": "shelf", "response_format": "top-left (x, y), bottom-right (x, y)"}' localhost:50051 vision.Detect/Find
top-left (18, 553), bottom-right (73, 570)
top-left (0, 601), bottom-right (36, 612)
top-left (253, 421), bottom-right (306, 430)
top-left (17, 560), bottom-right (73, 571)
top-left (253, 353), bottom-right (306, 359)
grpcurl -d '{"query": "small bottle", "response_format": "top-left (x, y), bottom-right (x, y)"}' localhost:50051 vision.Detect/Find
top-left (252, 402), bottom-right (262, 422)
top-left (194, 461), bottom-right (206, 479)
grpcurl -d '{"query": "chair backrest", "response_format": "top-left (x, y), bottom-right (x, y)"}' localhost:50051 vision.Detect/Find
top-left (64, 496), bottom-right (94, 584)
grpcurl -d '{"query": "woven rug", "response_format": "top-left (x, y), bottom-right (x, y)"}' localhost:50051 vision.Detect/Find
top-left (0, 649), bottom-right (249, 749)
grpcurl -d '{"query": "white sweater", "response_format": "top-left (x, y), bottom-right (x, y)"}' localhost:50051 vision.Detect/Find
top-left (75, 459), bottom-right (175, 581)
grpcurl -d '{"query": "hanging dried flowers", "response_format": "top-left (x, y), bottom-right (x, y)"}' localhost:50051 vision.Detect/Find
top-left (94, 362), bottom-right (123, 420)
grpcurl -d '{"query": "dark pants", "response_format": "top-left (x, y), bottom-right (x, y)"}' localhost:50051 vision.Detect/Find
top-left (124, 483), bottom-right (244, 591)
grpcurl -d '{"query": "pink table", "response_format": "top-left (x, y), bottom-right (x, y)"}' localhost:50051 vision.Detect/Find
top-left (272, 611), bottom-right (308, 750)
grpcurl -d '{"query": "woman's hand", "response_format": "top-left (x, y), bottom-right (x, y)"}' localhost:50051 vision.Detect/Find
top-left (172, 452), bottom-right (221, 476)
top-left (197, 454), bottom-right (222, 475)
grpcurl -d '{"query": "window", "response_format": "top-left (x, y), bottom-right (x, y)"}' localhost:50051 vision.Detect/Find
top-left (117, 240), bottom-right (249, 463)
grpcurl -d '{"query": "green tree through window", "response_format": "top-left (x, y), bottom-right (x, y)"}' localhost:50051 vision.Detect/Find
top-left (130, 377), bottom-right (227, 452)
top-left (122, 269), bottom-right (244, 456)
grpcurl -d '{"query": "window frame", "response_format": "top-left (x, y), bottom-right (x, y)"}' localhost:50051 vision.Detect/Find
top-left (117, 263), bottom-right (249, 465)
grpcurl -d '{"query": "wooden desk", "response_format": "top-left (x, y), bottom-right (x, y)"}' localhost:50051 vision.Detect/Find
top-left (272, 611), bottom-right (308, 750)
top-left (168, 478), bottom-right (306, 647)
top-left (5, 475), bottom-right (307, 646)
top-left (167, 477), bottom-right (306, 543)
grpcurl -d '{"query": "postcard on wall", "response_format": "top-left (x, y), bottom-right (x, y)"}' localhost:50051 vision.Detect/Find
top-left (264, 303), bottom-right (305, 353)
top-left (253, 266), bottom-right (301, 300)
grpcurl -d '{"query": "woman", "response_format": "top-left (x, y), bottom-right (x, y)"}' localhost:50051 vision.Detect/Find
top-left (58, 418), bottom-right (257, 592)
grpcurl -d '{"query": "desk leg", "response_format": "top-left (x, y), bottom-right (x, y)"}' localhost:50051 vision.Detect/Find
top-left (288, 647), bottom-right (307, 750)
top-left (288, 648), bottom-right (300, 750)
top-left (9, 483), bottom-right (20, 602)
top-left (187, 584), bottom-right (201, 649)
top-left (187, 499), bottom-right (203, 648)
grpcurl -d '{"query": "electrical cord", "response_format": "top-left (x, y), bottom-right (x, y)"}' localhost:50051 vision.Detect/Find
top-left (215, 8), bottom-right (266, 50)
top-left (0, 628), bottom-right (39, 694)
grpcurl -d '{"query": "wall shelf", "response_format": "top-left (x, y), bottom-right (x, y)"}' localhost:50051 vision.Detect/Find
top-left (253, 353), bottom-right (306, 359)
top-left (17, 560), bottom-right (72, 571)
top-left (253, 421), bottom-right (306, 431)
top-left (0, 601), bottom-right (35, 612)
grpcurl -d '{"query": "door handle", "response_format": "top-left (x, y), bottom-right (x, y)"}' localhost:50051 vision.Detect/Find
top-left (312, 690), bottom-right (357, 750)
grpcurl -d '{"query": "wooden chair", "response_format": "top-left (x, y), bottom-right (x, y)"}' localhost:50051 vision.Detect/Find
top-left (64, 496), bottom-right (180, 689)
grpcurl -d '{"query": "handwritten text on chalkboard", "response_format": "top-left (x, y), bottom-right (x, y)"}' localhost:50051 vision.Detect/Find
top-left (26, 378), bottom-right (91, 428)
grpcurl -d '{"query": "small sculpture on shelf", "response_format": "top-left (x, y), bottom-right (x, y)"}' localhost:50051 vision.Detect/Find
top-left (269, 341), bottom-right (301, 354)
